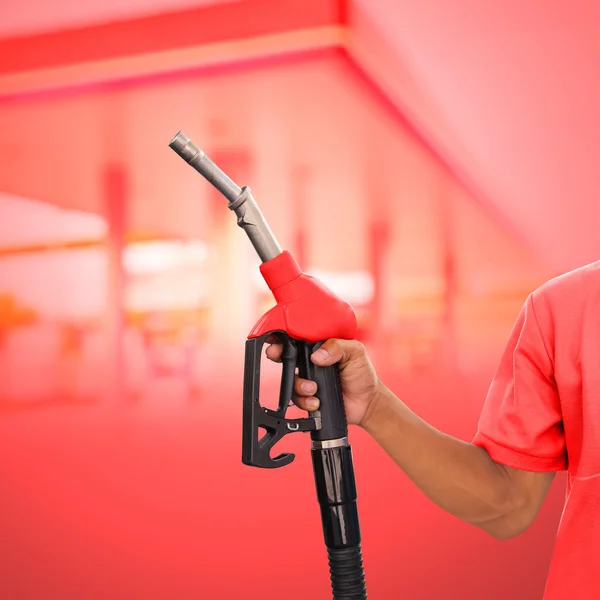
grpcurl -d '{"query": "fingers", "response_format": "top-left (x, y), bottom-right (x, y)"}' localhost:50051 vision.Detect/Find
top-left (292, 376), bottom-right (320, 411)
top-left (292, 395), bottom-right (320, 411)
top-left (263, 336), bottom-right (321, 409)
top-left (267, 337), bottom-right (365, 368)
top-left (310, 338), bottom-right (364, 368)
top-left (294, 376), bottom-right (317, 396)
top-left (265, 340), bottom-right (282, 362)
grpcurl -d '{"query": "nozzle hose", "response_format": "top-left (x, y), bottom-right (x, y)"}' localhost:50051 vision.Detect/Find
top-left (169, 131), bottom-right (241, 202)
top-left (328, 546), bottom-right (367, 600)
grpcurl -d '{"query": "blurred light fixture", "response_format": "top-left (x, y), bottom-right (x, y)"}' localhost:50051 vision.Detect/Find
top-left (0, 192), bottom-right (106, 247)
top-left (126, 273), bottom-right (207, 311)
top-left (309, 270), bottom-right (374, 305)
top-left (253, 268), bottom-right (374, 306)
top-left (123, 240), bottom-right (208, 275)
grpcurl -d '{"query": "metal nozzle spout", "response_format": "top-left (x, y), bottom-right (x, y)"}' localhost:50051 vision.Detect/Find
top-left (169, 131), bottom-right (283, 262)
top-left (169, 131), bottom-right (241, 203)
top-left (168, 131), bottom-right (198, 162)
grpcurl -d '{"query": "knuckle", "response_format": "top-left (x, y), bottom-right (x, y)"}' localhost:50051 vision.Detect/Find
top-left (327, 339), bottom-right (343, 357)
top-left (353, 340), bottom-right (365, 354)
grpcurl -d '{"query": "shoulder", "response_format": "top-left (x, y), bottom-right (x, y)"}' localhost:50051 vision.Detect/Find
top-left (526, 261), bottom-right (600, 341)
top-left (532, 260), bottom-right (600, 307)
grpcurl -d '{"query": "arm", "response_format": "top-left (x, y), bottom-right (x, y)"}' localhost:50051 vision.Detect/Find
top-left (361, 382), bottom-right (556, 539)
top-left (269, 294), bottom-right (564, 540)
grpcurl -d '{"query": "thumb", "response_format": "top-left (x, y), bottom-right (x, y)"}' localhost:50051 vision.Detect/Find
top-left (310, 338), bottom-right (362, 366)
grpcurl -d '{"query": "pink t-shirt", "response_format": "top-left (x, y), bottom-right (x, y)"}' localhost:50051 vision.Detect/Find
top-left (472, 261), bottom-right (600, 599)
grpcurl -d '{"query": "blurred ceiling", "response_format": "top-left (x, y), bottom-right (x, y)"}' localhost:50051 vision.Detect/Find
top-left (1, 0), bottom-right (598, 272)
top-left (354, 0), bottom-right (600, 273)
top-left (0, 0), bottom-right (234, 38)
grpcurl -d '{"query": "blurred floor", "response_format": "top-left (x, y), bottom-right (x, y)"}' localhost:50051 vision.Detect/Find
top-left (0, 347), bottom-right (565, 600)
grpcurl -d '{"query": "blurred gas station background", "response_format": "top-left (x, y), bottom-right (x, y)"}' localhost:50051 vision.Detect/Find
top-left (0, 1), bottom-right (598, 598)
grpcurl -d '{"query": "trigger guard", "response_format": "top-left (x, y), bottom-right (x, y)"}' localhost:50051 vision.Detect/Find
top-left (271, 452), bottom-right (295, 467)
top-left (242, 330), bottom-right (319, 469)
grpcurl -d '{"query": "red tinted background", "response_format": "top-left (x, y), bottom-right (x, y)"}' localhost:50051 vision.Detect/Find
top-left (0, 1), bottom-right (592, 598)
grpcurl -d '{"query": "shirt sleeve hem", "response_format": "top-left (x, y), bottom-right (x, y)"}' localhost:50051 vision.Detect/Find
top-left (472, 431), bottom-right (567, 472)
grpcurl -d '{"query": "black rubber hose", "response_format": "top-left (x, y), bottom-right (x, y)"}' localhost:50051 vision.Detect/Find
top-left (328, 545), bottom-right (367, 599)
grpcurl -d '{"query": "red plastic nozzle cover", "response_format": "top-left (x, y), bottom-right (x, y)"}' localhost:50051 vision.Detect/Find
top-left (248, 251), bottom-right (357, 342)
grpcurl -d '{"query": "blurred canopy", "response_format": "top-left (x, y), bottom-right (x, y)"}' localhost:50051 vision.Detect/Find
top-left (0, 0), bottom-right (598, 273)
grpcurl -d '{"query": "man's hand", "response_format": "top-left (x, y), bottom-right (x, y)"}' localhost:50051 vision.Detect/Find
top-left (265, 337), bottom-right (380, 427)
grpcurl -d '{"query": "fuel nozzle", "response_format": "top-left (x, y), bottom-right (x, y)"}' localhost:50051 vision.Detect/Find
top-left (169, 131), bottom-right (282, 263)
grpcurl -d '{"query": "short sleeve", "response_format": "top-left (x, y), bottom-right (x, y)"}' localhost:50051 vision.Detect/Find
top-left (472, 293), bottom-right (567, 472)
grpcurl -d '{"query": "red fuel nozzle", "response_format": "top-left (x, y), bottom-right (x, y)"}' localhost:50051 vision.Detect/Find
top-left (249, 251), bottom-right (357, 342)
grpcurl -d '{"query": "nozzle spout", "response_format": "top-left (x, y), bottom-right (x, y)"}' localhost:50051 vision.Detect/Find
top-left (169, 131), bottom-right (242, 203)
top-left (169, 131), bottom-right (283, 263)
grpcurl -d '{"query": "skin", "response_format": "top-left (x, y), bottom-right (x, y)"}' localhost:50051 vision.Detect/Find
top-left (265, 336), bottom-right (556, 540)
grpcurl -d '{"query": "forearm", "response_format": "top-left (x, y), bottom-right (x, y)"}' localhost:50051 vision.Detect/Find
top-left (361, 383), bottom-right (527, 535)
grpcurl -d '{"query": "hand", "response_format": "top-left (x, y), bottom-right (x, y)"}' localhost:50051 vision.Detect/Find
top-left (265, 337), bottom-right (381, 427)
